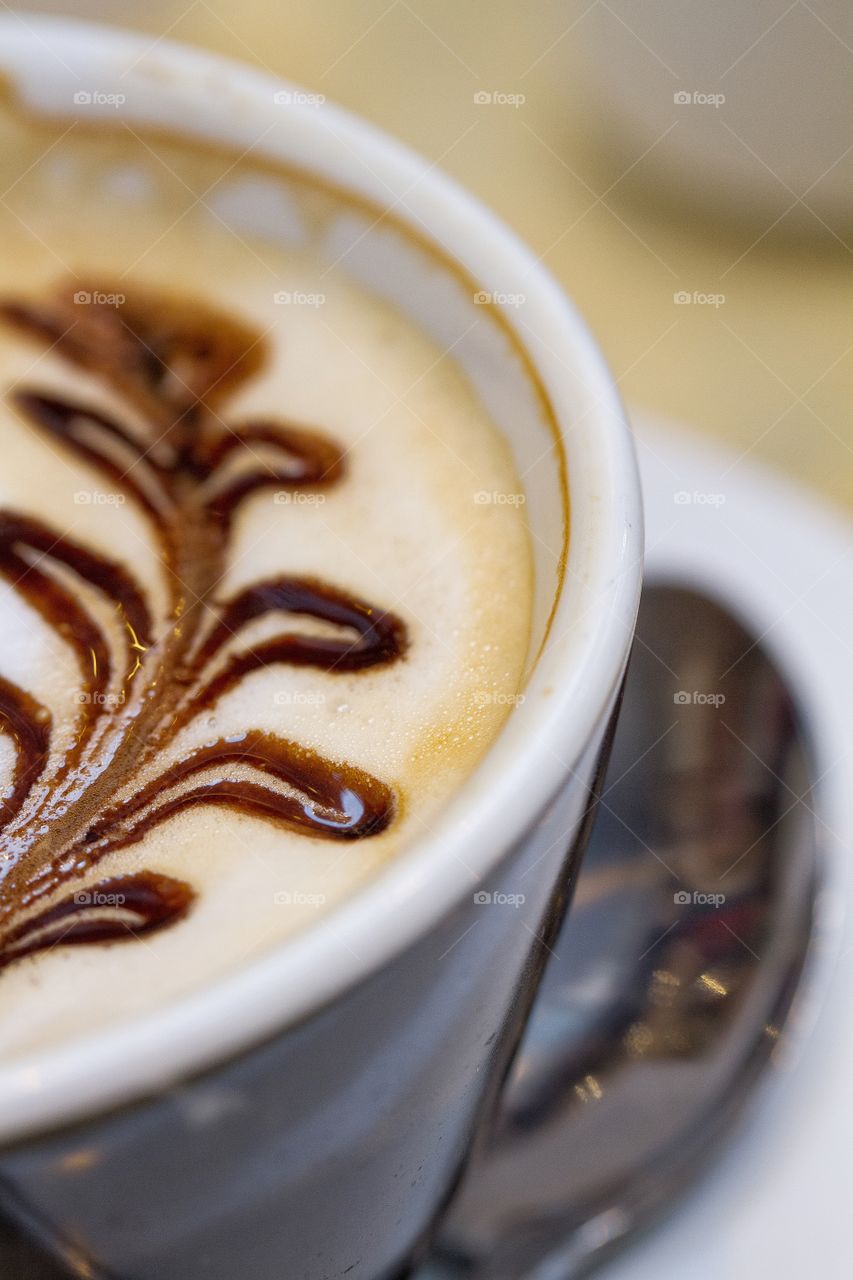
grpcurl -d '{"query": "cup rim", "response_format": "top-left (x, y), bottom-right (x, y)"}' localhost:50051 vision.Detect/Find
top-left (0, 16), bottom-right (642, 1141)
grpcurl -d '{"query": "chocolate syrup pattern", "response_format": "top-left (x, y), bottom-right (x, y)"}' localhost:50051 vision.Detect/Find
top-left (0, 282), bottom-right (407, 972)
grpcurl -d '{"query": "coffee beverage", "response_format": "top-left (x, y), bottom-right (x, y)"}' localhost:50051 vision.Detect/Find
top-left (0, 99), bottom-right (532, 1056)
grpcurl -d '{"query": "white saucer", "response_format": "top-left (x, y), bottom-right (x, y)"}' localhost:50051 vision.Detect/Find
top-left (598, 418), bottom-right (853, 1279)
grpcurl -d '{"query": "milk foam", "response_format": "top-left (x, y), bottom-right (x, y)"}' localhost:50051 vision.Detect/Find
top-left (0, 109), bottom-right (532, 1057)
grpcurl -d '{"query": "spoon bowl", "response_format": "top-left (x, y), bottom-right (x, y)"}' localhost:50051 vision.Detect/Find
top-left (423, 581), bottom-right (817, 1279)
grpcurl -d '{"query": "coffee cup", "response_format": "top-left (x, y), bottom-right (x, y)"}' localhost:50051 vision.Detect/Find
top-left (0, 18), bottom-right (641, 1278)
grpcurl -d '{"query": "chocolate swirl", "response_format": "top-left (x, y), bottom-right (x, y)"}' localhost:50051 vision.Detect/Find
top-left (0, 281), bottom-right (407, 970)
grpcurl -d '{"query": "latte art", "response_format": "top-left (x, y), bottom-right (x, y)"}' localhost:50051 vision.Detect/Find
top-left (0, 282), bottom-right (407, 968)
top-left (0, 106), bottom-right (533, 1055)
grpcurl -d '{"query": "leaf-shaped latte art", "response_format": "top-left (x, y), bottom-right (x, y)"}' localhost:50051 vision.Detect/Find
top-left (0, 281), bottom-right (407, 969)
top-left (0, 872), bottom-right (195, 973)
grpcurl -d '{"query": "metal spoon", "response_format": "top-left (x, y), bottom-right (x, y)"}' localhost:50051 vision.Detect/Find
top-left (418, 581), bottom-right (817, 1280)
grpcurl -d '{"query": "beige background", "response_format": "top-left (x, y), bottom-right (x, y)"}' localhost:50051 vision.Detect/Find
top-left (24, 0), bottom-right (853, 508)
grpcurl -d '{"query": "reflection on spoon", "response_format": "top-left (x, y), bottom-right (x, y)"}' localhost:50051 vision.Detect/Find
top-left (423, 583), bottom-right (817, 1280)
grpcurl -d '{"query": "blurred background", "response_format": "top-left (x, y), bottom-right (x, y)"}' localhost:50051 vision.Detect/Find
top-left (16, 0), bottom-right (853, 507)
